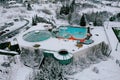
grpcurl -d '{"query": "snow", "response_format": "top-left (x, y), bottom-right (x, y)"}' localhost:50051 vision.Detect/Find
top-left (0, 55), bottom-right (7, 64)
top-left (79, 2), bottom-right (120, 14)
top-left (0, 1), bottom-right (120, 80)
top-left (73, 59), bottom-right (120, 80)
top-left (10, 55), bottom-right (33, 80)
top-left (1, 20), bottom-right (27, 36)
top-left (11, 66), bottom-right (32, 80)
top-left (17, 25), bottom-right (108, 54)
top-left (72, 21), bottom-right (120, 80)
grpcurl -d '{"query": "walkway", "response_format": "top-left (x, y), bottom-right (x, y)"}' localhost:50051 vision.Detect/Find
top-left (104, 22), bottom-right (120, 52)
top-left (0, 19), bottom-right (29, 40)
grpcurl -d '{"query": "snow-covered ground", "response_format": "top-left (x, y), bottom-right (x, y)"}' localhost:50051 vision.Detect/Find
top-left (73, 22), bottom-right (120, 80)
top-left (71, 20), bottom-right (120, 80)
top-left (10, 63), bottom-right (33, 80)
top-left (73, 59), bottom-right (120, 80)
top-left (9, 55), bottom-right (33, 80)
top-left (0, 1), bottom-right (120, 80)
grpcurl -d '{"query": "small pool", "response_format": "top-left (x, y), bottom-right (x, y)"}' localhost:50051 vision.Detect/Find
top-left (84, 39), bottom-right (94, 44)
top-left (23, 30), bottom-right (51, 42)
top-left (58, 49), bottom-right (69, 55)
top-left (57, 26), bottom-right (87, 39)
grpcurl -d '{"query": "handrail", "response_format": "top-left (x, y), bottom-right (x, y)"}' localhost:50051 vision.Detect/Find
top-left (0, 49), bottom-right (18, 55)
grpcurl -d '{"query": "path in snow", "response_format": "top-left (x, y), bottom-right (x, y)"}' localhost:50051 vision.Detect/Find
top-left (10, 55), bottom-right (33, 80)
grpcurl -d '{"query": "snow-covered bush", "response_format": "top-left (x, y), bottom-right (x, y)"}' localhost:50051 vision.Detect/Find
top-left (81, 3), bottom-right (97, 9)
top-left (85, 11), bottom-right (112, 26)
top-left (109, 13), bottom-right (120, 21)
top-left (36, 9), bottom-right (41, 13)
top-left (20, 9), bottom-right (27, 14)
top-left (2, 10), bottom-right (7, 13)
top-left (7, 15), bottom-right (14, 19)
top-left (68, 12), bottom-right (80, 25)
top-left (92, 67), bottom-right (99, 74)
top-left (31, 57), bottom-right (67, 80)
top-left (0, 55), bottom-right (13, 80)
top-left (41, 9), bottom-right (52, 15)
top-left (116, 59), bottom-right (120, 67)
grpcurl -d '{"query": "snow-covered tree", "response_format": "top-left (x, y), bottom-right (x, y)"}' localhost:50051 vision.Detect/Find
top-left (69, 0), bottom-right (75, 13)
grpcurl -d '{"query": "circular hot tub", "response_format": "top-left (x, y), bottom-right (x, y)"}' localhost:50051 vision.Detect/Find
top-left (58, 50), bottom-right (69, 55)
top-left (23, 30), bottom-right (51, 42)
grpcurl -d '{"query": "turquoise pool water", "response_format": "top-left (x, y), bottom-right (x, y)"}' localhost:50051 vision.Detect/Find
top-left (23, 30), bottom-right (51, 42)
top-left (84, 39), bottom-right (94, 44)
top-left (57, 26), bottom-right (87, 39)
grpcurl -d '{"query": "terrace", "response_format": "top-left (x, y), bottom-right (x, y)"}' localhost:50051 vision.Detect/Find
top-left (17, 23), bottom-right (108, 64)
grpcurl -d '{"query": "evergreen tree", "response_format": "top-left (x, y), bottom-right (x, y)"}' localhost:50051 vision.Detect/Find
top-left (65, 5), bottom-right (70, 15)
top-left (93, 15), bottom-right (97, 26)
top-left (70, 0), bottom-right (75, 13)
top-left (35, 14), bottom-right (39, 23)
top-left (60, 5), bottom-right (70, 15)
top-left (93, 20), bottom-right (97, 26)
top-left (32, 17), bottom-right (37, 26)
top-left (80, 14), bottom-right (86, 26)
top-left (32, 17), bottom-right (34, 26)
top-left (27, 3), bottom-right (32, 10)
top-left (109, 16), bottom-right (115, 21)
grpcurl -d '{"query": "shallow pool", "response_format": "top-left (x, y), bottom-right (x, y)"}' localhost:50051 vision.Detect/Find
top-left (23, 30), bottom-right (51, 42)
top-left (57, 26), bottom-right (87, 39)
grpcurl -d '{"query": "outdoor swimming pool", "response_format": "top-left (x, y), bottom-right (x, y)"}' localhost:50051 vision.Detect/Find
top-left (23, 30), bottom-right (51, 42)
top-left (57, 26), bottom-right (87, 39)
